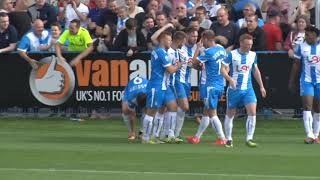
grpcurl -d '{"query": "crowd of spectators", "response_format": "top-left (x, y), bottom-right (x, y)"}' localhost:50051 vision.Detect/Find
top-left (0, 0), bottom-right (318, 66)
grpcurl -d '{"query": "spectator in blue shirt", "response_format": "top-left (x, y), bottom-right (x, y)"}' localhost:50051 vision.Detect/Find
top-left (17, 19), bottom-right (51, 69)
top-left (88, 0), bottom-right (107, 36)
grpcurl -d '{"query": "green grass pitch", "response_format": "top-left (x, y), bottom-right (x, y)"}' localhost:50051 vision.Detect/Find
top-left (0, 117), bottom-right (319, 180)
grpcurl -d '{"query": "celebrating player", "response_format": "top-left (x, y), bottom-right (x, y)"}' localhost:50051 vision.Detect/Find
top-left (187, 30), bottom-right (227, 145)
top-left (141, 31), bottom-right (182, 144)
top-left (289, 26), bottom-right (320, 144)
top-left (122, 76), bottom-right (148, 140)
top-left (152, 31), bottom-right (188, 143)
top-left (220, 33), bottom-right (266, 148)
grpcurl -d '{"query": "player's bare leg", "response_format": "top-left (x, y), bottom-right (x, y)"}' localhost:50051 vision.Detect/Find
top-left (122, 102), bottom-right (136, 140)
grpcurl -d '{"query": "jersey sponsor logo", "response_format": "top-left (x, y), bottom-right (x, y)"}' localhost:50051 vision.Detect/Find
top-left (236, 65), bottom-right (250, 72)
top-left (307, 55), bottom-right (320, 64)
top-left (29, 56), bottom-right (75, 106)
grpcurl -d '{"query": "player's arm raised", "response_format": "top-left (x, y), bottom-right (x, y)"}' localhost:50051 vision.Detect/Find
top-left (253, 64), bottom-right (266, 98)
top-left (191, 40), bottom-right (203, 69)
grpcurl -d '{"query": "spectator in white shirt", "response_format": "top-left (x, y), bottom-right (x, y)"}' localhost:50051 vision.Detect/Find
top-left (62, 0), bottom-right (89, 28)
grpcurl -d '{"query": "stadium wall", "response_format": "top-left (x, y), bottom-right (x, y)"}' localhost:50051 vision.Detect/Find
top-left (0, 52), bottom-right (299, 110)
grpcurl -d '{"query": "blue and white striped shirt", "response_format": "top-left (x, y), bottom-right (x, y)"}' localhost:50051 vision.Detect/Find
top-left (223, 49), bottom-right (257, 90)
top-left (294, 41), bottom-right (320, 84)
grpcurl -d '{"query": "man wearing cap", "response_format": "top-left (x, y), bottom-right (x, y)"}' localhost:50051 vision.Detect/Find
top-left (262, 9), bottom-right (283, 51)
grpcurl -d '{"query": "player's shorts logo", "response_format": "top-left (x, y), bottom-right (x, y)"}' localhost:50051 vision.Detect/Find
top-left (308, 55), bottom-right (320, 64)
top-left (29, 56), bottom-right (75, 106)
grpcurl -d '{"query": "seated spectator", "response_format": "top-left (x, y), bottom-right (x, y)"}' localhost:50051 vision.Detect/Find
top-left (116, 6), bottom-right (129, 35)
top-left (285, 15), bottom-right (309, 58)
top-left (141, 15), bottom-right (155, 40)
top-left (210, 7), bottom-right (239, 51)
top-left (135, 0), bottom-right (159, 29)
top-left (289, 0), bottom-right (315, 26)
top-left (114, 18), bottom-right (147, 56)
top-left (96, 24), bottom-right (114, 53)
top-left (0, 0), bottom-right (15, 13)
top-left (87, 0), bottom-right (107, 36)
top-left (235, 15), bottom-right (266, 51)
top-left (27, 0), bottom-right (57, 29)
top-left (0, 12), bottom-right (18, 53)
top-left (70, 24), bottom-right (114, 66)
top-left (95, 0), bottom-right (118, 36)
top-left (262, 0), bottom-right (290, 24)
top-left (202, 0), bottom-right (222, 22)
top-left (187, 17), bottom-right (205, 41)
top-left (171, 3), bottom-right (190, 31)
top-left (126, 0), bottom-right (144, 18)
top-left (147, 11), bottom-right (175, 49)
top-left (62, 0), bottom-right (89, 28)
top-left (17, 19), bottom-right (51, 69)
top-left (236, 3), bottom-right (264, 29)
top-left (56, 19), bottom-right (92, 62)
top-left (195, 6), bottom-right (212, 30)
top-left (8, 9), bottom-right (32, 39)
top-left (263, 10), bottom-right (283, 51)
top-left (47, 22), bottom-right (62, 52)
top-left (230, 0), bottom-right (263, 21)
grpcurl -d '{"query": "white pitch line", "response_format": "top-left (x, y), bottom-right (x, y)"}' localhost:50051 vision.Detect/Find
top-left (0, 168), bottom-right (319, 179)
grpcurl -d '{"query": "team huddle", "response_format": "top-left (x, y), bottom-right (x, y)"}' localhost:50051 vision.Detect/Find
top-left (122, 25), bottom-right (320, 147)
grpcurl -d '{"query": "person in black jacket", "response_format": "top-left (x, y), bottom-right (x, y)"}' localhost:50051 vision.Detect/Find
top-left (234, 14), bottom-right (266, 51)
top-left (27, 0), bottom-right (57, 29)
top-left (114, 18), bottom-right (147, 56)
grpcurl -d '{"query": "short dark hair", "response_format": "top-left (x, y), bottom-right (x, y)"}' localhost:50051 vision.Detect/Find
top-left (190, 17), bottom-right (200, 23)
top-left (0, 12), bottom-right (8, 18)
top-left (70, 19), bottom-right (81, 27)
top-left (184, 27), bottom-right (198, 34)
top-left (196, 6), bottom-right (206, 14)
top-left (305, 25), bottom-right (320, 37)
top-left (144, 14), bottom-right (154, 22)
top-left (125, 18), bottom-right (137, 30)
top-left (239, 33), bottom-right (253, 42)
top-left (202, 30), bottom-right (215, 41)
top-left (156, 11), bottom-right (167, 18)
top-left (51, 22), bottom-right (61, 30)
top-left (173, 31), bottom-right (187, 41)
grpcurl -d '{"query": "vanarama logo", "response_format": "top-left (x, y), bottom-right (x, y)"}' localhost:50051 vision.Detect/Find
top-left (29, 56), bottom-right (75, 106)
